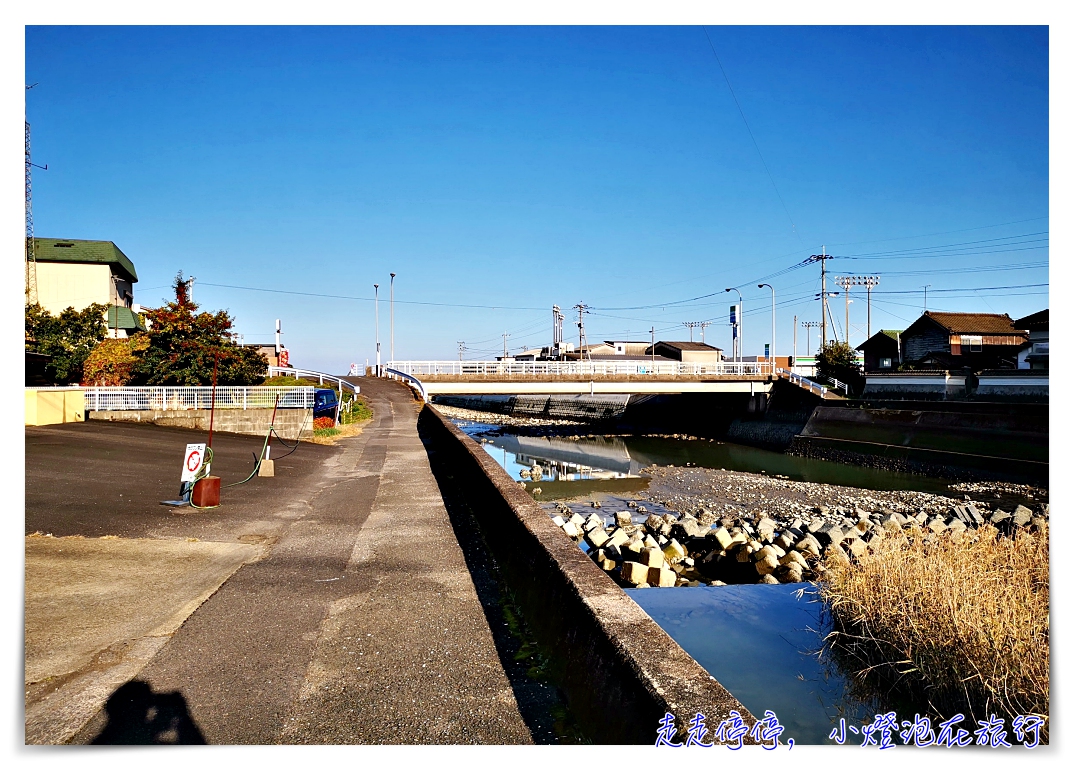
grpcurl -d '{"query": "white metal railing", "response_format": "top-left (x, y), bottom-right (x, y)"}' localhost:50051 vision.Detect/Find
top-left (85, 386), bottom-right (315, 412)
top-left (778, 368), bottom-right (828, 397)
top-left (387, 360), bottom-right (774, 377)
top-left (385, 367), bottom-right (429, 402)
top-left (267, 366), bottom-right (360, 394)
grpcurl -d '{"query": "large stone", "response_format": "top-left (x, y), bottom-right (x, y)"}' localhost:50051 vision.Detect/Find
top-left (759, 574), bottom-right (780, 584)
top-left (776, 562), bottom-right (804, 583)
top-left (965, 503), bottom-right (985, 525)
top-left (775, 531), bottom-right (797, 551)
top-left (673, 518), bottom-right (703, 540)
top-left (779, 550), bottom-right (808, 569)
top-left (584, 514), bottom-right (604, 532)
top-left (795, 536), bottom-right (821, 558)
top-left (551, 515), bottom-right (565, 528)
top-left (756, 517), bottom-right (778, 539)
top-left (728, 530), bottom-right (749, 548)
top-left (561, 521), bottom-right (581, 538)
top-left (644, 514), bottom-right (665, 534)
top-left (643, 534), bottom-right (660, 550)
top-left (990, 510), bottom-right (1012, 526)
top-left (806, 518), bottom-right (826, 534)
top-left (1012, 505), bottom-right (1033, 527)
top-left (621, 561), bottom-right (649, 586)
top-left (648, 566), bottom-right (677, 588)
top-left (825, 543), bottom-right (851, 567)
top-left (569, 513), bottom-right (586, 528)
top-left (615, 511), bottom-right (633, 528)
top-left (926, 517), bottom-right (948, 535)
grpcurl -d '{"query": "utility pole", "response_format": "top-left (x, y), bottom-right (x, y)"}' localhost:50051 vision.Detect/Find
top-left (389, 272), bottom-right (395, 365)
top-left (699, 321), bottom-right (711, 344)
top-left (793, 314), bottom-right (798, 370)
top-left (802, 320), bottom-right (821, 357)
top-left (923, 285), bottom-right (931, 312)
top-left (834, 275), bottom-right (880, 344)
top-left (682, 321), bottom-right (698, 342)
top-left (808, 247), bottom-right (833, 345)
top-left (187, 276), bottom-right (196, 304)
top-left (457, 341), bottom-right (465, 361)
top-left (650, 327), bottom-right (655, 363)
top-left (374, 284), bottom-right (380, 376)
top-left (275, 318), bottom-right (281, 355)
top-left (25, 118), bottom-right (46, 306)
top-left (502, 331), bottom-right (511, 359)
top-left (574, 303), bottom-right (591, 360)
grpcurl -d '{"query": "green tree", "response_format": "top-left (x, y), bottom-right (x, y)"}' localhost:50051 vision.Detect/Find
top-left (132, 272), bottom-right (267, 385)
top-left (815, 340), bottom-right (864, 396)
top-left (25, 302), bottom-right (108, 384)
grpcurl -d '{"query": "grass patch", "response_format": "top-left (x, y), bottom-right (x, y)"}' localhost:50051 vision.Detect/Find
top-left (819, 523), bottom-right (1049, 736)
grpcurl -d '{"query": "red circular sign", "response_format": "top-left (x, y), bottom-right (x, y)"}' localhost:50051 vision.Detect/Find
top-left (186, 450), bottom-right (202, 471)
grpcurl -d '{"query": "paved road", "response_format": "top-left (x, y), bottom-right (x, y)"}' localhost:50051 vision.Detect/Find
top-left (26, 377), bottom-right (559, 744)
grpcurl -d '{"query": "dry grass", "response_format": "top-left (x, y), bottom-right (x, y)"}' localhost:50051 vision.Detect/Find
top-left (819, 523), bottom-right (1049, 731)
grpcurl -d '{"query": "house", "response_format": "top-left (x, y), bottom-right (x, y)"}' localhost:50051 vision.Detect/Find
top-left (645, 341), bottom-right (723, 365)
top-left (856, 330), bottom-right (902, 372)
top-left (898, 311), bottom-right (1027, 371)
top-left (32, 238), bottom-right (146, 338)
top-left (1014, 309), bottom-right (1048, 370)
top-left (604, 341), bottom-right (652, 356)
top-left (243, 343), bottom-right (288, 368)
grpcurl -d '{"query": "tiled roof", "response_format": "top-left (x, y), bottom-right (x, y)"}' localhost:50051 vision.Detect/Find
top-left (1014, 309), bottom-right (1048, 330)
top-left (918, 312), bottom-right (1022, 335)
top-left (106, 306), bottom-right (146, 332)
top-left (33, 238), bottom-right (138, 283)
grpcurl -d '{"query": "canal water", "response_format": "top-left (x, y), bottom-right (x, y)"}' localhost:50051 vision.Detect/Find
top-left (450, 417), bottom-right (1030, 744)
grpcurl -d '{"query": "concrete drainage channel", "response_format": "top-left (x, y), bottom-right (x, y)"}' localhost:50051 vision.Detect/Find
top-left (418, 405), bottom-right (755, 744)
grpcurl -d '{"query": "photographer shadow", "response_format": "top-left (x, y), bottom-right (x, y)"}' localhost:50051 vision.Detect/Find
top-left (91, 680), bottom-right (206, 745)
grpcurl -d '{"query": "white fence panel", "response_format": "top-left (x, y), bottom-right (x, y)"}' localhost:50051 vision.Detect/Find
top-left (85, 386), bottom-right (316, 412)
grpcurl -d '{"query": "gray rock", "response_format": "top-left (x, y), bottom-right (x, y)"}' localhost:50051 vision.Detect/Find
top-left (1012, 505), bottom-right (1033, 527)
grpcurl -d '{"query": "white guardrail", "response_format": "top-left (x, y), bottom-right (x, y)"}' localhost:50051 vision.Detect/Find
top-left (387, 360), bottom-right (775, 377)
top-left (267, 366), bottom-right (360, 394)
top-left (85, 386), bottom-right (316, 412)
top-left (385, 368), bottom-right (429, 402)
top-left (778, 368), bottom-right (829, 397)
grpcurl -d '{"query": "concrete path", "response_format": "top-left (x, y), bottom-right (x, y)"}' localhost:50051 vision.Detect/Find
top-left (38, 378), bottom-right (542, 744)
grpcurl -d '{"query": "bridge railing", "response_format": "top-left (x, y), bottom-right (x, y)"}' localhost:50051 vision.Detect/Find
top-left (777, 368), bottom-right (828, 397)
top-left (387, 360), bottom-right (774, 377)
top-left (385, 367), bottom-right (429, 402)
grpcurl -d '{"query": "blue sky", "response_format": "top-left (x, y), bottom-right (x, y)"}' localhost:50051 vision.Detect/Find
top-left (25, 25), bottom-right (1048, 371)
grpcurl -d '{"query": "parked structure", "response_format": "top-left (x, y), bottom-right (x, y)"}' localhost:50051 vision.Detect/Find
top-left (1014, 309), bottom-right (1048, 370)
top-left (897, 311), bottom-right (1026, 370)
top-left (856, 330), bottom-right (902, 372)
top-left (32, 238), bottom-right (145, 338)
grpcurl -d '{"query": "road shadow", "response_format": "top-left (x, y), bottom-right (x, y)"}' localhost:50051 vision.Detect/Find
top-left (418, 412), bottom-right (585, 744)
top-left (90, 680), bottom-right (206, 744)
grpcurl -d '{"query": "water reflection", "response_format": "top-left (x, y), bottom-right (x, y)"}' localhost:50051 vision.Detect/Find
top-left (629, 583), bottom-right (880, 745)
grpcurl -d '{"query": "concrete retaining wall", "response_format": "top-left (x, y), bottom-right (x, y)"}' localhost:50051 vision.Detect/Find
top-left (419, 405), bottom-right (754, 744)
top-left (87, 408), bottom-right (313, 439)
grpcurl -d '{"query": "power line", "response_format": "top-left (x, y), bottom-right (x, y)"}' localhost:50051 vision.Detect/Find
top-left (701, 25), bottom-right (803, 245)
top-left (826, 216), bottom-right (1048, 248)
top-left (198, 282), bottom-right (548, 311)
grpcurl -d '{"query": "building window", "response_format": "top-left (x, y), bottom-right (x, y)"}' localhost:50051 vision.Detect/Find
top-left (880, 357), bottom-right (892, 368)
top-left (960, 335), bottom-right (983, 352)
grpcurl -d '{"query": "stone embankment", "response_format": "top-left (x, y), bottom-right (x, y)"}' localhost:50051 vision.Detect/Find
top-left (545, 476), bottom-right (1048, 589)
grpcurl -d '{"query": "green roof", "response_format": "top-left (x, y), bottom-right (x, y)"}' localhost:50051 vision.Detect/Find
top-left (32, 238), bottom-right (138, 283)
top-left (880, 329), bottom-right (902, 340)
top-left (106, 305), bottom-right (146, 332)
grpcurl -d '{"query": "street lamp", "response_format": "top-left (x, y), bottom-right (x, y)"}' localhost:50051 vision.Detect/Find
top-left (725, 287), bottom-right (742, 363)
top-left (389, 272), bottom-right (396, 366)
top-left (758, 283), bottom-right (775, 372)
top-left (374, 283), bottom-right (380, 376)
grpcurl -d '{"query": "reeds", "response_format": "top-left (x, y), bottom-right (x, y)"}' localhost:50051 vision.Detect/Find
top-left (819, 523), bottom-right (1048, 733)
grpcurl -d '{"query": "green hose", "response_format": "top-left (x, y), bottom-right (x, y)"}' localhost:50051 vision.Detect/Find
top-left (188, 446), bottom-right (218, 509)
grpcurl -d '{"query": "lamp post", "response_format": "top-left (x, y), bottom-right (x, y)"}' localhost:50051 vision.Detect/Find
top-left (389, 272), bottom-right (395, 366)
top-left (758, 283), bottom-right (775, 372)
top-left (374, 283), bottom-right (380, 376)
top-left (724, 287), bottom-right (742, 362)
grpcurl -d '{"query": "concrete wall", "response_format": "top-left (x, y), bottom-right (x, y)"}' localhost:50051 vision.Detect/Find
top-left (863, 373), bottom-right (967, 399)
top-left (25, 388), bottom-right (85, 426)
top-left (419, 405), bottom-right (754, 744)
top-left (87, 408), bottom-right (313, 439)
top-left (35, 262), bottom-right (113, 315)
top-left (976, 374), bottom-right (1048, 398)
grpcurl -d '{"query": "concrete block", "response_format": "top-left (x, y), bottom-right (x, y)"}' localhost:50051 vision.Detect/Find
top-left (621, 561), bottom-right (649, 586)
top-left (586, 527), bottom-right (610, 548)
top-left (662, 539), bottom-right (687, 563)
top-left (257, 459), bottom-right (275, 477)
top-left (641, 547), bottom-right (665, 568)
top-left (551, 515), bottom-right (565, 527)
top-left (755, 554), bottom-right (778, 575)
top-left (584, 514), bottom-right (604, 532)
top-left (711, 527), bottom-right (733, 550)
top-left (569, 513), bottom-right (586, 528)
top-left (759, 574), bottom-right (780, 584)
top-left (648, 566), bottom-right (677, 588)
top-left (846, 538), bottom-right (868, 559)
top-left (644, 514), bottom-right (664, 534)
top-left (606, 528), bottom-right (630, 548)
top-left (615, 511), bottom-right (633, 528)
top-left (562, 521), bottom-right (581, 539)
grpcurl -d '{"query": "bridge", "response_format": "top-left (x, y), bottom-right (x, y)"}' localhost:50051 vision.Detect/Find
top-left (383, 360), bottom-right (842, 401)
